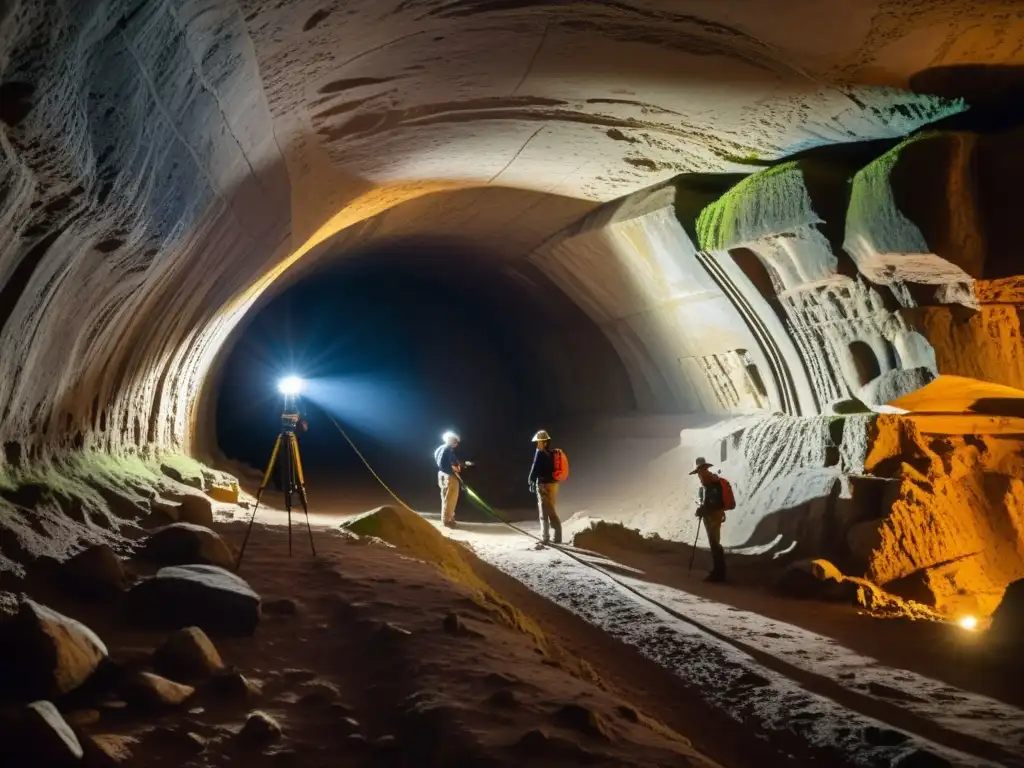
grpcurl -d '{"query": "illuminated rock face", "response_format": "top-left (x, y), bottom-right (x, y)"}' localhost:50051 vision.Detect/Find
top-left (1, 0), bottom-right (1024, 601)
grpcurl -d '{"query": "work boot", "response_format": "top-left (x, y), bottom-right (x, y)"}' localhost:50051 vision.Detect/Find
top-left (443, 520), bottom-right (457, 529)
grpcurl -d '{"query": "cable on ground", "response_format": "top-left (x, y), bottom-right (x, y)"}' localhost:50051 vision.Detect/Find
top-left (323, 415), bottom-right (731, 632)
top-left (321, 417), bottom-right (995, 766)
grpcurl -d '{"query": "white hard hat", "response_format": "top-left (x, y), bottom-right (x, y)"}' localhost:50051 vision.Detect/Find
top-left (532, 430), bottom-right (551, 442)
top-left (443, 431), bottom-right (460, 443)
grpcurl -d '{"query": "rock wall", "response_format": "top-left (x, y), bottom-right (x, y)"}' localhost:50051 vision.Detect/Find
top-left (0, 0), bottom-right (291, 464)
top-left (539, 125), bottom-right (1024, 618)
top-left (531, 185), bottom-right (783, 414)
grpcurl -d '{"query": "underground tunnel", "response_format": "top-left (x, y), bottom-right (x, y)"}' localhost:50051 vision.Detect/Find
top-left (3, 1), bottom-right (1024, 766)
top-left (213, 234), bottom-right (636, 514)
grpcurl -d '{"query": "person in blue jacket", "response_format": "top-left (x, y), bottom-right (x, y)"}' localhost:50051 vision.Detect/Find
top-left (435, 431), bottom-right (465, 528)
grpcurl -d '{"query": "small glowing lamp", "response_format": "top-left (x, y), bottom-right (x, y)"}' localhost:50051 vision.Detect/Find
top-left (958, 615), bottom-right (978, 631)
top-left (278, 376), bottom-right (304, 396)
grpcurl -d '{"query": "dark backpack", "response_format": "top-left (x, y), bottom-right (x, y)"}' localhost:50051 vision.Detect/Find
top-left (702, 477), bottom-right (736, 511)
top-left (702, 480), bottom-right (724, 510)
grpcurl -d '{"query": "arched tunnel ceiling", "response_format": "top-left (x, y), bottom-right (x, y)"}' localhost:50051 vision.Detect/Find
top-left (252, 0), bottom-right (1003, 242)
top-left (0, 0), bottom-right (1022, 458)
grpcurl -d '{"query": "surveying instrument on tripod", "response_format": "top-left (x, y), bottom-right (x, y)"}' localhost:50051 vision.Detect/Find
top-left (236, 376), bottom-right (317, 570)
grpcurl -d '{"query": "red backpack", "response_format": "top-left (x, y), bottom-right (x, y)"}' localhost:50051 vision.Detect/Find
top-left (719, 477), bottom-right (736, 510)
top-left (552, 448), bottom-right (569, 482)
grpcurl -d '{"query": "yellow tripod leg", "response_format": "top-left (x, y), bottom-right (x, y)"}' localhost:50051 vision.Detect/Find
top-left (236, 433), bottom-right (284, 570)
top-left (290, 433), bottom-right (317, 556)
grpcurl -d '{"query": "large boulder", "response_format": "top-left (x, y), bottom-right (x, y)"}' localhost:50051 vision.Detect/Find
top-left (0, 700), bottom-right (83, 766)
top-left (59, 544), bottom-right (126, 598)
top-left (168, 493), bottom-right (215, 527)
top-left (124, 564), bottom-right (261, 637)
top-left (120, 671), bottom-right (195, 710)
top-left (207, 483), bottom-right (240, 505)
top-left (137, 523), bottom-right (234, 569)
top-left (153, 626), bottom-right (224, 680)
top-left (0, 599), bottom-right (108, 699)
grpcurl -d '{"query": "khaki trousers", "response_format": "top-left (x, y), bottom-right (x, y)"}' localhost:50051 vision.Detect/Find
top-left (438, 471), bottom-right (459, 524)
top-left (537, 482), bottom-right (562, 544)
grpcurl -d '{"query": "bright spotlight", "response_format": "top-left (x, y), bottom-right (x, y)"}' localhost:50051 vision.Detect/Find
top-left (278, 376), bottom-right (304, 396)
top-left (958, 615), bottom-right (978, 631)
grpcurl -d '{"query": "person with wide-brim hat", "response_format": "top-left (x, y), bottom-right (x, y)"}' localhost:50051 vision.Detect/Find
top-left (528, 430), bottom-right (562, 545)
top-left (691, 456), bottom-right (729, 582)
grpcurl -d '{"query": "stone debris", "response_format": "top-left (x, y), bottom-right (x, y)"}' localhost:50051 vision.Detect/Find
top-left (238, 710), bottom-right (283, 744)
top-left (59, 544), bottom-right (126, 597)
top-left (0, 598), bottom-right (108, 699)
top-left (0, 700), bottom-right (83, 765)
top-left (153, 626), bottom-right (225, 681)
top-left (81, 733), bottom-right (137, 767)
top-left (138, 523), bottom-right (234, 569)
top-left (120, 671), bottom-right (196, 710)
top-left (124, 564), bottom-right (261, 636)
top-left (209, 668), bottom-right (263, 700)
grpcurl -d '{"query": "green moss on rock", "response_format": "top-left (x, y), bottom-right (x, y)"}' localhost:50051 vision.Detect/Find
top-left (695, 162), bottom-right (818, 251)
top-left (844, 134), bottom-right (931, 260)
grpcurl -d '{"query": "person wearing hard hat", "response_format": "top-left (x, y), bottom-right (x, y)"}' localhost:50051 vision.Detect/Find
top-left (435, 431), bottom-right (464, 528)
top-left (528, 430), bottom-right (562, 545)
top-left (691, 456), bottom-right (731, 582)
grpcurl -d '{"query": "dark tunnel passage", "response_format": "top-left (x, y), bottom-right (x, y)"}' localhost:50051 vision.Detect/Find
top-left (214, 237), bottom-right (635, 512)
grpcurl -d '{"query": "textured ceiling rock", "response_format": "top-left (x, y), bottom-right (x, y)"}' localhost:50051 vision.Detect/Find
top-left (0, 0), bottom-right (1022, 467)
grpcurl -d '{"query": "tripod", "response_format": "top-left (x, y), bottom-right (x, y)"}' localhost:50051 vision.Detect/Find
top-left (236, 403), bottom-right (317, 570)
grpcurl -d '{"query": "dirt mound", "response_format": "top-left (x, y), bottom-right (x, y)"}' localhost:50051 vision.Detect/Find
top-left (888, 374), bottom-right (1024, 414)
top-left (342, 506), bottom-right (544, 645)
top-left (571, 519), bottom-right (679, 554)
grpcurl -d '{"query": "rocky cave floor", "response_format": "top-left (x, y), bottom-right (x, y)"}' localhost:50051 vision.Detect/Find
top-left (3, 484), bottom-right (1024, 768)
